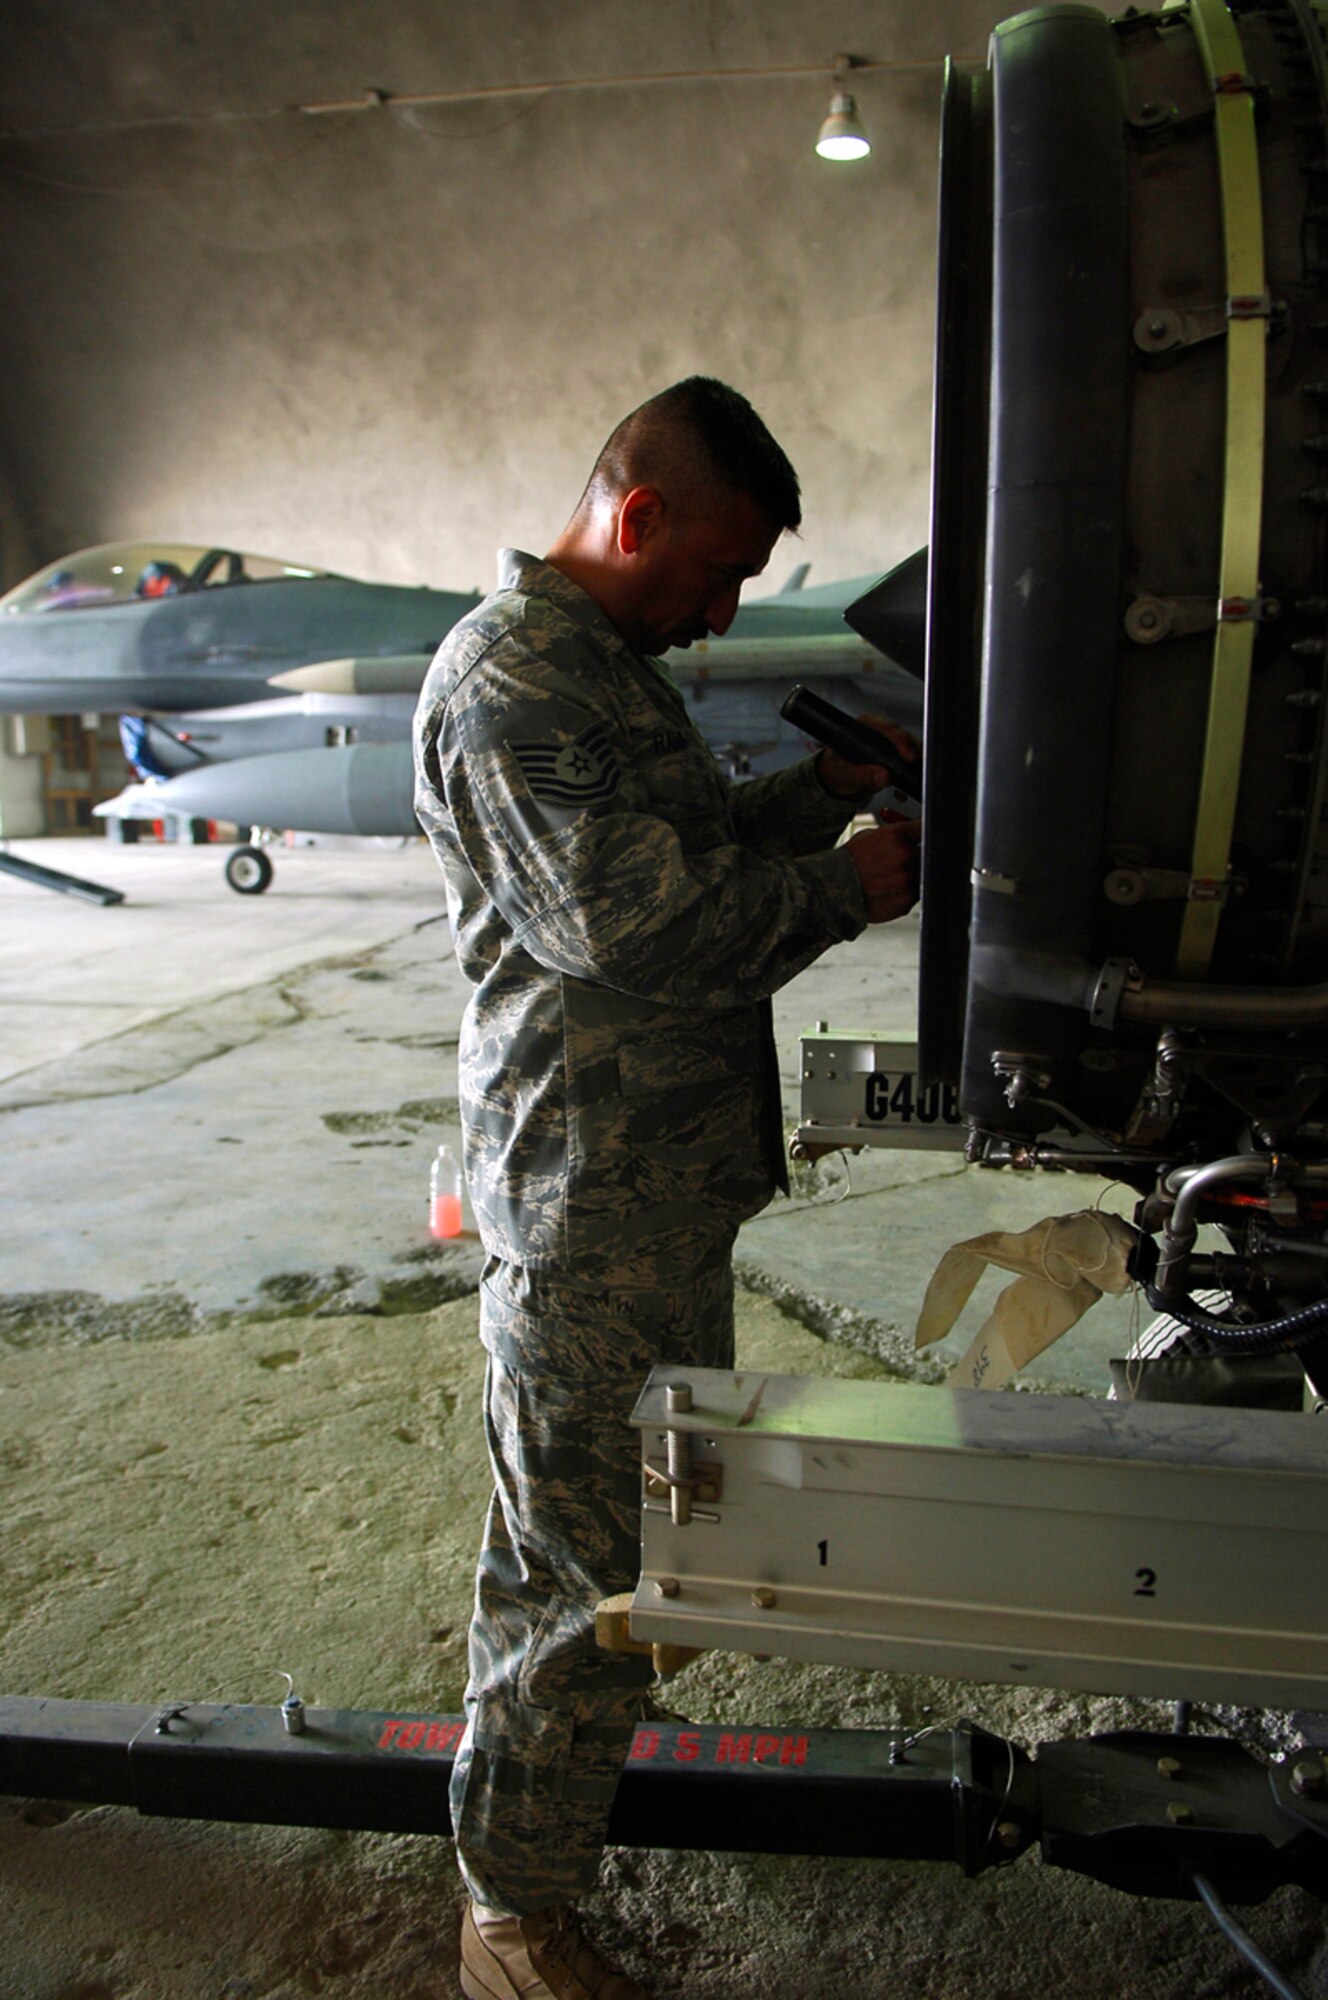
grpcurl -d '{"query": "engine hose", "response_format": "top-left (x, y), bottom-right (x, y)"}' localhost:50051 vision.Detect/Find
top-left (1143, 1283), bottom-right (1328, 1355)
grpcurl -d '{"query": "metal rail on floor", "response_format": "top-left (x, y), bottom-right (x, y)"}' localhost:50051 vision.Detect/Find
top-left (0, 853), bottom-right (124, 905)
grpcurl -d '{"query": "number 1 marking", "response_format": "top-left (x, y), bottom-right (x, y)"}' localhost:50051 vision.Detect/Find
top-left (818, 1540), bottom-right (829, 1567)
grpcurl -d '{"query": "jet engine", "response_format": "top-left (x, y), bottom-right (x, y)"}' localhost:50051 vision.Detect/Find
top-left (849, 0), bottom-right (1328, 1390)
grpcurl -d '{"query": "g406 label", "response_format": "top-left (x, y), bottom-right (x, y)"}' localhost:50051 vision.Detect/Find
top-left (864, 1072), bottom-right (961, 1126)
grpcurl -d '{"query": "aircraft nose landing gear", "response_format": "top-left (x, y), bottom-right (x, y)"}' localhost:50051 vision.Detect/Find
top-left (224, 843), bottom-right (274, 895)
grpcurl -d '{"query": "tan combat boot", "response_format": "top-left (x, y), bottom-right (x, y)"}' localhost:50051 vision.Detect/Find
top-left (459, 1903), bottom-right (654, 2000)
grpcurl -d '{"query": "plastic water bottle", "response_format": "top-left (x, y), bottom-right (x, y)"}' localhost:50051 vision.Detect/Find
top-left (429, 1144), bottom-right (464, 1239)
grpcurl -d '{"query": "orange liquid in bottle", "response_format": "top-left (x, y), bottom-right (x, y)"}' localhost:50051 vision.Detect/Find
top-left (430, 1192), bottom-right (464, 1239)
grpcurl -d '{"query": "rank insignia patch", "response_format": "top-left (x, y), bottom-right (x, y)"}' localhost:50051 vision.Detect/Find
top-left (509, 723), bottom-right (621, 808)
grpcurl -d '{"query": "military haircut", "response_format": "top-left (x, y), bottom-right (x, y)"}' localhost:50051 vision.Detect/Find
top-left (581, 376), bottom-right (801, 534)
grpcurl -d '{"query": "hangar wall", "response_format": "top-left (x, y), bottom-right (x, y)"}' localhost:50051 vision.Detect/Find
top-left (0, 463), bottom-right (33, 593)
top-left (0, 2), bottom-right (1014, 599)
top-left (0, 470), bottom-right (38, 834)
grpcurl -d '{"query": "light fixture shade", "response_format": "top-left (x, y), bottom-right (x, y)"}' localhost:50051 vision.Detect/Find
top-left (816, 89), bottom-right (870, 161)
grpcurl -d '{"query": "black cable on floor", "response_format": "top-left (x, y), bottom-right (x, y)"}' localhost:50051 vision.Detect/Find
top-left (1191, 1872), bottom-right (1310, 2000)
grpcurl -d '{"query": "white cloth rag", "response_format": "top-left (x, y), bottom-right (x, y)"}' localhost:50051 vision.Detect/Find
top-left (915, 1210), bottom-right (1137, 1390)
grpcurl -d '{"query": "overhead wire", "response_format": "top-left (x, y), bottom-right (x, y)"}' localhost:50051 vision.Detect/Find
top-left (1, 53), bottom-right (977, 145)
top-left (0, 131), bottom-right (327, 197)
top-left (0, 47), bottom-right (983, 197)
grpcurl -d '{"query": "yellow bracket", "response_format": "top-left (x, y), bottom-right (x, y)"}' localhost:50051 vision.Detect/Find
top-left (1174, 0), bottom-right (1268, 977)
top-left (595, 1593), bottom-right (703, 1679)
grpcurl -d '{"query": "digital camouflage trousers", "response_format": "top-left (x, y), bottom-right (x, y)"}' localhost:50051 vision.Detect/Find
top-left (450, 1233), bottom-right (737, 1913)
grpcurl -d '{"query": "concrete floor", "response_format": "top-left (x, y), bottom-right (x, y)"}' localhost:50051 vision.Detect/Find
top-left (0, 834), bottom-right (1142, 1387)
top-left (1, 834), bottom-right (1323, 2000)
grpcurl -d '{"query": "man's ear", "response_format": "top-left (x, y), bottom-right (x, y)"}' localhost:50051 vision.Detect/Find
top-left (616, 485), bottom-right (666, 556)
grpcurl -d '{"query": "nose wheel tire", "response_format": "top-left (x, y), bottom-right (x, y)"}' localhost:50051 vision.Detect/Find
top-left (225, 845), bottom-right (273, 895)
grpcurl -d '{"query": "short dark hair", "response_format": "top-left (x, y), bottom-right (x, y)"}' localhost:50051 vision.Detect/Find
top-left (581, 376), bottom-right (801, 533)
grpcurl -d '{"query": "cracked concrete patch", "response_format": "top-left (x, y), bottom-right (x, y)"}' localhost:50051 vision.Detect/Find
top-left (397, 1096), bottom-right (459, 1123)
top-left (2, 915), bottom-right (474, 1312)
top-left (352, 1030), bottom-right (460, 1053)
top-left (243, 1262), bottom-right (482, 1319)
top-left (377, 1270), bottom-right (479, 1314)
top-left (323, 1096), bottom-right (459, 1138)
top-left (0, 980), bottom-right (302, 1113)
top-left (0, 1289), bottom-right (207, 1350)
top-left (324, 1110), bottom-right (407, 1136)
top-left (733, 1262), bottom-right (945, 1382)
top-left (253, 1267), bottom-right (365, 1312)
top-left (0, 912), bottom-right (455, 1116)
top-left (0, 1255), bottom-right (484, 1355)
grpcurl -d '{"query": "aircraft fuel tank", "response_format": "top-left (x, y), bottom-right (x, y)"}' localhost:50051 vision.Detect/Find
top-left (98, 741), bottom-right (418, 839)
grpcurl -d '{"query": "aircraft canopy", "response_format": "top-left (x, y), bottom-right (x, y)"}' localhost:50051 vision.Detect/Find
top-left (0, 543), bottom-right (344, 615)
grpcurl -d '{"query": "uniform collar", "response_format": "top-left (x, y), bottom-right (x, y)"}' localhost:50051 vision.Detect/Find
top-left (497, 548), bottom-right (638, 665)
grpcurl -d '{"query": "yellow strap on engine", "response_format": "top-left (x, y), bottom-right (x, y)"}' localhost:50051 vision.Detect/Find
top-left (1174, 0), bottom-right (1267, 978)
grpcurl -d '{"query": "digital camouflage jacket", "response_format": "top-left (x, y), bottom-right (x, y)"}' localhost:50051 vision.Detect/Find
top-left (413, 549), bottom-right (867, 1285)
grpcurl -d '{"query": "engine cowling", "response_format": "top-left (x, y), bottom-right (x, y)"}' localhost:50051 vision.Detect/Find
top-left (853, 0), bottom-right (1328, 1361)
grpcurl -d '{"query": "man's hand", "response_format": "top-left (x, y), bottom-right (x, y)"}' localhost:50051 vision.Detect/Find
top-left (816, 714), bottom-right (920, 802)
top-left (846, 814), bottom-right (923, 923)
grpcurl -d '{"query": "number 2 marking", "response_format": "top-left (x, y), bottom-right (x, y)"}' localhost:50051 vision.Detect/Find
top-left (1134, 1567), bottom-right (1157, 1597)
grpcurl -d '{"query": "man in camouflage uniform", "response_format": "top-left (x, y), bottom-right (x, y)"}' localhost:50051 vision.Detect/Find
top-left (413, 377), bottom-right (921, 2000)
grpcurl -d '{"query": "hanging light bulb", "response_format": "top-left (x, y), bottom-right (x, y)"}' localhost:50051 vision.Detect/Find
top-left (816, 62), bottom-right (871, 161)
top-left (816, 91), bottom-right (871, 160)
